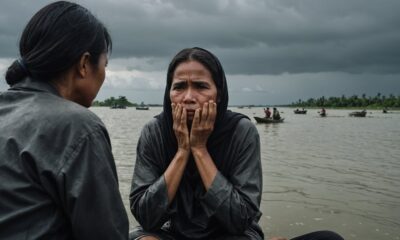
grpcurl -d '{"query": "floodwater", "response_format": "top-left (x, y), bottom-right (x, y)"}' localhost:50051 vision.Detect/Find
top-left (91, 107), bottom-right (400, 240)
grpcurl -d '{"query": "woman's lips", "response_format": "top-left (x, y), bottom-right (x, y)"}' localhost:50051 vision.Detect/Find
top-left (186, 110), bottom-right (195, 115)
top-left (185, 109), bottom-right (196, 118)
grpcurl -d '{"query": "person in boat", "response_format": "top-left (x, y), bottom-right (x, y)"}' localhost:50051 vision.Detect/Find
top-left (129, 48), bottom-right (343, 240)
top-left (321, 108), bottom-right (326, 116)
top-left (264, 107), bottom-right (272, 118)
top-left (273, 107), bottom-right (281, 120)
top-left (0, 2), bottom-right (128, 239)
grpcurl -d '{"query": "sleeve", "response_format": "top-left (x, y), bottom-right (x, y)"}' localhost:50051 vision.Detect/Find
top-left (200, 120), bottom-right (263, 234)
top-left (129, 123), bottom-right (170, 231)
top-left (57, 127), bottom-right (129, 240)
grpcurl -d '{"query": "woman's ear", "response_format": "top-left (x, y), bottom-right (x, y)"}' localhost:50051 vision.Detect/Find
top-left (77, 52), bottom-right (91, 78)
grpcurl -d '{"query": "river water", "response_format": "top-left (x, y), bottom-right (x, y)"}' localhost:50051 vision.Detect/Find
top-left (91, 107), bottom-right (400, 240)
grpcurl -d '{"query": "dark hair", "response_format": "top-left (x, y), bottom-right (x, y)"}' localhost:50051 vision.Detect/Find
top-left (163, 47), bottom-right (229, 123)
top-left (5, 1), bottom-right (112, 85)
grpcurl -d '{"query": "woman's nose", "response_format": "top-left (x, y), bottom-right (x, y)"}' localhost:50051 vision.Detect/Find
top-left (183, 88), bottom-right (195, 103)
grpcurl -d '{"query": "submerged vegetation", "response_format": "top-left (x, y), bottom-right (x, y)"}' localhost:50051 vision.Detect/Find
top-left (92, 96), bottom-right (134, 107)
top-left (92, 96), bottom-right (162, 107)
top-left (291, 93), bottom-right (400, 108)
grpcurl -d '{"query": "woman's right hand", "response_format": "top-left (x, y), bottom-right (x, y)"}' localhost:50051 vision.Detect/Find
top-left (172, 103), bottom-right (190, 152)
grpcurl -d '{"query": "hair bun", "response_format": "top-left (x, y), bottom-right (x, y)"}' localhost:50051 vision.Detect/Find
top-left (5, 59), bottom-right (29, 85)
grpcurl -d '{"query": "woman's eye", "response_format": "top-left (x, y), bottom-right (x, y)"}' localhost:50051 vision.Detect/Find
top-left (172, 83), bottom-right (185, 90)
top-left (197, 83), bottom-right (209, 89)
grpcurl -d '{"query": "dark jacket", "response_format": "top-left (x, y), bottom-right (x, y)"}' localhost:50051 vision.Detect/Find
top-left (0, 78), bottom-right (128, 239)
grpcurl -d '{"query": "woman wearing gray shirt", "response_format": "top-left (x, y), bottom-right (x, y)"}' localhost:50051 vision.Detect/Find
top-left (0, 2), bottom-right (128, 239)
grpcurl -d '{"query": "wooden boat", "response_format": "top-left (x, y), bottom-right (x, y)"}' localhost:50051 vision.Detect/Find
top-left (136, 106), bottom-right (149, 110)
top-left (254, 116), bottom-right (284, 123)
top-left (349, 111), bottom-right (367, 117)
top-left (110, 104), bottom-right (126, 109)
top-left (136, 102), bottom-right (149, 110)
top-left (294, 109), bottom-right (307, 114)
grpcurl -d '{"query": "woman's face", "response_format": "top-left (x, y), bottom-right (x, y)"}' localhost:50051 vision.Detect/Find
top-left (170, 60), bottom-right (218, 121)
top-left (75, 53), bottom-right (108, 107)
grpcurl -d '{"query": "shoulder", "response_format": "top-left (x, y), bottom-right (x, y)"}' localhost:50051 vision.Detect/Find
top-left (234, 118), bottom-right (258, 136)
top-left (142, 118), bottom-right (162, 133)
top-left (139, 118), bottom-right (164, 141)
top-left (35, 94), bottom-right (107, 137)
top-left (64, 104), bottom-right (104, 131)
top-left (229, 118), bottom-right (259, 148)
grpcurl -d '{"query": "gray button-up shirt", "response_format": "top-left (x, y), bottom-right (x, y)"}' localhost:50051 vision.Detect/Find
top-left (0, 78), bottom-right (128, 239)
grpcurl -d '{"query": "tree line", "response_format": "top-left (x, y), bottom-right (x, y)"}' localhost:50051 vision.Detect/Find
top-left (290, 93), bottom-right (400, 108)
top-left (92, 96), bottom-right (135, 107)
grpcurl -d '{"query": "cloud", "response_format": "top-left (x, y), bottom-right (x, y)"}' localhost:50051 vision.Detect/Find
top-left (1, 0), bottom-right (400, 104)
top-left (104, 69), bottom-right (165, 91)
top-left (1, 0), bottom-right (400, 75)
top-left (242, 87), bottom-right (253, 92)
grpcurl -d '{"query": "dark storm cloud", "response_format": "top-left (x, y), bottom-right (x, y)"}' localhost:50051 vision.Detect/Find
top-left (1, 0), bottom-right (400, 75)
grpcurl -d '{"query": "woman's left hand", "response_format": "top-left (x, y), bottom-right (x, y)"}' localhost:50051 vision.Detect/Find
top-left (190, 100), bottom-right (217, 150)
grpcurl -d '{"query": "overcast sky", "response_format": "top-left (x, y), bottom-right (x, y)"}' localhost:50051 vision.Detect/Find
top-left (1, 0), bottom-right (399, 105)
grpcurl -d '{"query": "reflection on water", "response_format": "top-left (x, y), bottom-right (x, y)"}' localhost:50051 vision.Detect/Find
top-left (91, 107), bottom-right (400, 240)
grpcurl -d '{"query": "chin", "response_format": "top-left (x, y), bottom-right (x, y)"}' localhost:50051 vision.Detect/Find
top-left (76, 99), bottom-right (92, 108)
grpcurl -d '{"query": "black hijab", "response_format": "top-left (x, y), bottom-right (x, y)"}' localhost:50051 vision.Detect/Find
top-left (155, 47), bottom-right (248, 164)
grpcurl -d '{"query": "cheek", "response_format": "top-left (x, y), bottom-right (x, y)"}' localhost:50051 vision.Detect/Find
top-left (100, 69), bottom-right (106, 83)
top-left (209, 89), bottom-right (218, 102)
top-left (169, 91), bottom-right (181, 103)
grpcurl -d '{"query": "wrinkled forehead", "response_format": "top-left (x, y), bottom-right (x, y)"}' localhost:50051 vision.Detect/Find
top-left (173, 60), bottom-right (211, 77)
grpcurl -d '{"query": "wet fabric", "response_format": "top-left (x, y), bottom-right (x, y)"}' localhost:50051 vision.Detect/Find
top-left (130, 118), bottom-right (264, 240)
top-left (0, 78), bottom-right (129, 239)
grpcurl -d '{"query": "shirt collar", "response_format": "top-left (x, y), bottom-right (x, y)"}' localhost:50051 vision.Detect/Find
top-left (9, 77), bottom-right (61, 97)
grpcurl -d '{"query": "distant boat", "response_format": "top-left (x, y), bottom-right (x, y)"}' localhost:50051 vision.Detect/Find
top-left (136, 106), bottom-right (149, 110)
top-left (110, 104), bottom-right (126, 109)
top-left (136, 102), bottom-right (149, 110)
top-left (320, 112), bottom-right (327, 117)
top-left (254, 116), bottom-right (284, 123)
top-left (294, 109), bottom-right (307, 114)
top-left (349, 110), bottom-right (367, 117)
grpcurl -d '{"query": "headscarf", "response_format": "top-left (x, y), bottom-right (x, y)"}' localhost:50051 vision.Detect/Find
top-left (155, 47), bottom-right (248, 164)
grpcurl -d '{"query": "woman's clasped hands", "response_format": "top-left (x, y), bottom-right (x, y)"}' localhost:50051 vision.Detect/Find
top-left (172, 100), bottom-right (217, 153)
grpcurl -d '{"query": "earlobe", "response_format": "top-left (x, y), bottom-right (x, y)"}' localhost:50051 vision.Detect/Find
top-left (78, 52), bottom-right (91, 78)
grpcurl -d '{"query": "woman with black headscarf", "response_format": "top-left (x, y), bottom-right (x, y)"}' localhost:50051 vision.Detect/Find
top-left (129, 47), bottom-right (263, 240)
top-left (129, 48), bottom-right (344, 240)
